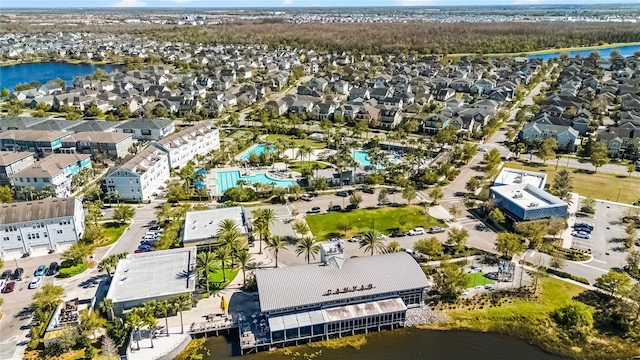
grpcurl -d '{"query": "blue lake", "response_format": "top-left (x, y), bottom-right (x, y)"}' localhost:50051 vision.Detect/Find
top-left (0, 62), bottom-right (123, 91)
top-left (528, 44), bottom-right (640, 61)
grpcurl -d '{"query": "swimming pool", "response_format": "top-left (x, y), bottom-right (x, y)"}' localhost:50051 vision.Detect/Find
top-left (351, 150), bottom-right (401, 168)
top-left (238, 144), bottom-right (273, 160)
top-left (215, 171), bottom-right (297, 193)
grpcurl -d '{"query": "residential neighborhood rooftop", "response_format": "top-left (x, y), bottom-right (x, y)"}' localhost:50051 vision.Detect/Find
top-left (0, 151), bottom-right (33, 166)
top-left (0, 197), bottom-right (77, 223)
top-left (182, 206), bottom-right (249, 244)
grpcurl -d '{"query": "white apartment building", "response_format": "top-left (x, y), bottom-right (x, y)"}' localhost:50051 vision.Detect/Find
top-left (12, 154), bottom-right (92, 198)
top-left (0, 197), bottom-right (85, 258)
top-left (152, 122), bottom-right (220, 168)
top-left (0, 151), bottom-right (35, 185)
top-left (105, 147), bottom-right (170, 201)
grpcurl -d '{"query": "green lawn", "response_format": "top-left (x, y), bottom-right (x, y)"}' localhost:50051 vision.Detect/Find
top-left (466, 272), bottom-right (494, 288)
top-left (99, 222), bottom-right (129, 247)
top-left (208, 264), bottom-right (239, 285)
top-left (306, 205), bottom-right (446, 240)
top-left (505, 160), bottom-right (640, 204)
top-left (266, 134), bottom-right (326, 149)
top-left (289, 161), bottom-right (331, 172)
top-left (228, 130), bottom-right (253, 140)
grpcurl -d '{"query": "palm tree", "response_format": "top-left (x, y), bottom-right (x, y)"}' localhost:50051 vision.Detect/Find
top-left (169, 294), bottom-right (192, 334)
top-left (142, 305), bottom-right (157, 348)
top-left (217, 218), bottom-right (239, 236)
top-left (126, 309), bottom-right (144, 350)
top-left (253, 208), bottom-right (276, 254)
top-left (155, 300), bottom-right (172, 337)
top-left (295, 236), bottom-right (320, 264)
top-left (196, 251), bottom-right (217, 294)
top-left (214, 246), bottom-right (232, 283)
top-left (253, 218), bottom-right (270, 256)
top-left (234, 249), bottom-right (253, 289)
top-left (99, 298), bottom-right (115, 321)
top-left (265, 236), bottom-right (288, 268)
top-left (359, 229), bottom-right (386, 256)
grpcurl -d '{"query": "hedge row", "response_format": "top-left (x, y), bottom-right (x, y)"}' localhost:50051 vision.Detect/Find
top-left (546, 268), bottom-right (590, 285)
top-left (58, 262), bottom-right (88, 278)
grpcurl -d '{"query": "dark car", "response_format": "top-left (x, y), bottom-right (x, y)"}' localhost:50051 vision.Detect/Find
top-left (328, 205), bottom-right (342, 212)
top-left (2, 281), bottom-right (15, 293)
top-left (345, 204), bottom-right (359, 211)
top-left (362, 188), bottom-right (375, 194)
top-left (306, 207), bottom-right (321, 214)
top-left (46, 262), bottom-right (59, 276)
top-left (574, 223), bottom-right (594, 231)
top-left (391, 230), bottom-right (406, 237)
top-left (11, 268), bottom-right (24, 281)
top-left (1, 270), bottom-right (12, 280)
top-left (336, 191), bottom-right (349, 197)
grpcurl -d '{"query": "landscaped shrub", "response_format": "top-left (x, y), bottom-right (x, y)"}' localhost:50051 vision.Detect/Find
top-left (222, 187), bottom-right (257, 202)
top-left (58, 262), bottom-right (88, 278)
top-left (546, 268), bottom-right (590, 285)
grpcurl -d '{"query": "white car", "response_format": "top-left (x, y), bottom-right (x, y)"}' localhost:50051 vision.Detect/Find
top-left (468, 266), bottom-right (481, 273)
top-left (300, 194), bottom-right (314, 202)
top-left (29, 276), bottom-right (43, 289)
top-left (571, 231), bottom-right (591, 239)
top-left (408, 227), bottom-right (425, 236)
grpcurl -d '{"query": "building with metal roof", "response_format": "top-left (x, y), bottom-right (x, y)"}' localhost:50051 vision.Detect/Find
top-left (494, 167), bottom-right (547, 189)
top-left (246, 252), bottom-right (428, 351)
top-left (106, 248), bottom-right (196, 317)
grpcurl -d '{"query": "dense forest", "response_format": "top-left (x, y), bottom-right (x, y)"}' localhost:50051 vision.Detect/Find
top-left (3, 20), bottom-right (640, 55)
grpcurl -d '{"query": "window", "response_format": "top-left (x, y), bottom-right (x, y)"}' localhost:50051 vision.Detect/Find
top-left (26, 178), bottom-right (31, 183)
top-left (3, 237), bottom-right (8, 241)
top-left (33, 178), bottom-right (38, 182)
top-left (56, 230), bottom-right (63, 234)
top-left (43, 178), bottom-right (50, 183)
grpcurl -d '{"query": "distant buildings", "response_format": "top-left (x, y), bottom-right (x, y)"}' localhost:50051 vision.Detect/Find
top-left (105, 248), bottom-right (196, 317)
top-left (0, 197), bottom-right (85, 258)
top-left (114, 118), bottom-right (175, 141)
top-left (0, 151), bottom-right (35, 186)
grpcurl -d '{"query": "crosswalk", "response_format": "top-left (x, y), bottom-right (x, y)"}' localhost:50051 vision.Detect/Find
top-left (457, 218), bottom-right (482, 226)
top-left (441, 196), bottom-right (463, 204)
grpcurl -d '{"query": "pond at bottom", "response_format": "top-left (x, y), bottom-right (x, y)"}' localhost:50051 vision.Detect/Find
top-left (200, 328), bottom-right (564, 360)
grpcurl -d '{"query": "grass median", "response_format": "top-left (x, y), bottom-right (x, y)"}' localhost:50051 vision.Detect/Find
top-left (305, 205), bottom-right (446, 240)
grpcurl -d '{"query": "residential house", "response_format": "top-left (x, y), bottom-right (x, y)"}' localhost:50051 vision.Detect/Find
top-left (12, 154), bottom-right (92, 198)
top-left (521, 123), bottom-right (579, 150)
top-left (60, 132), bottom-right (135, 159)
top-left (379, 110), bottom-right (402, 130)
top-left (153, 122), bottom-right (220, 168)
top-left (0, 151), bottom-right (35, 186)
top-left (0, 197), bottom-right (85, 258)
top-left (114, 119), bottom-right (175, 141)
top-left (104, 147), bottom-right (170, 201)
top-left (0, 130), bottom-right (71, 156)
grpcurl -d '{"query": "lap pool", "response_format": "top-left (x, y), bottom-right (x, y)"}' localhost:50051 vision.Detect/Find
top-left (215, 171), bottom-right (297, 193)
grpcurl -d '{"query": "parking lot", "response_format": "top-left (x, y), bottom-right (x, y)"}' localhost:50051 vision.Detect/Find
top-left (570, 199), bottom-right (633, 270)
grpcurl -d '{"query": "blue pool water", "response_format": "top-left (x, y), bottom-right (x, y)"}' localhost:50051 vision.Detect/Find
top-left (352, 150), bottom-right (372, 166)
top-left (238, 144), bottom-right (272, 160)
top-left (215, 171), bottom-right (297, 193)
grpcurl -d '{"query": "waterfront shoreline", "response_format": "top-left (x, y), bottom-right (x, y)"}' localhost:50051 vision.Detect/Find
top-left (0, 59), bottom-right (124, 68)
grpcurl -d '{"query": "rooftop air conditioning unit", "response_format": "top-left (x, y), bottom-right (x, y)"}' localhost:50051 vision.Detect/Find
top-left (512, 191), bottom-right (523, 199)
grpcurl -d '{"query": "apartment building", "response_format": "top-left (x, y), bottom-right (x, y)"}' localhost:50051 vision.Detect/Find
top-left (152, 122), bottom-right (220, 168)
top-left (11, 154), bottom-right (92, 198)
top-left (0, 151), bottom-right (35, 185)
top-left (105, 146), bottom-right (170, 201)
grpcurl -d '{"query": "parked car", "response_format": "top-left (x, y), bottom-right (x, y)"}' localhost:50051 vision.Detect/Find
top-left (574, 223), bottom-right (594, 231)
top-left (405, 248), bottom-right (416, 257)
top-left (485, 284), bottom-right (497, 291)
top-left (478, 147), bottom-right (488, 152)
top-left (300, 194), bottom-right (315, 201)
top-left (362, 188), bottom-right (375, 194)
top-left (134, 249), bottom-right (143, 254)
top-left (408, 227), bottom-right (425, 236)
top-left (1, 270), bottom-right (12, 280)
top-left (469, 265), bottom-right (482, 273)
top-left (11, 268), bottom-right (23, 281)
top-left (571, 231), bottom-right (591, 239)
top-left (378, 200), bottom-right (393, 206)
top-left (0, 279), bottom-right (5, 290)
top-left (345, 204), bottom-right (359, 211)
top-left (328, 205), bottom-right (342, 212)
top-left (348, 236), bottom-right (362, 243)
top-left (2, 281), bottom-right (15, 293)
top-left (34, 265), bottom-right (47, 277)
top-left (46, 262), bottom-right (59, 276)
top-left (336, 191), bottom-right (349, 197)
top-left (427, 226), bottom-right (446, 234)
top-left (29, 276), bottom-right (43, 289)
top-left (138, 244), bottom-right (153, 252)
top-left (390, 230), bottom-right (406, 237)
top-left (306, 207), bottom-right (321, 214)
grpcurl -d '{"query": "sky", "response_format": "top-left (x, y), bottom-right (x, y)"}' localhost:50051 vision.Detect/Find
top-left (3, 0), bottom-right (640, 8)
